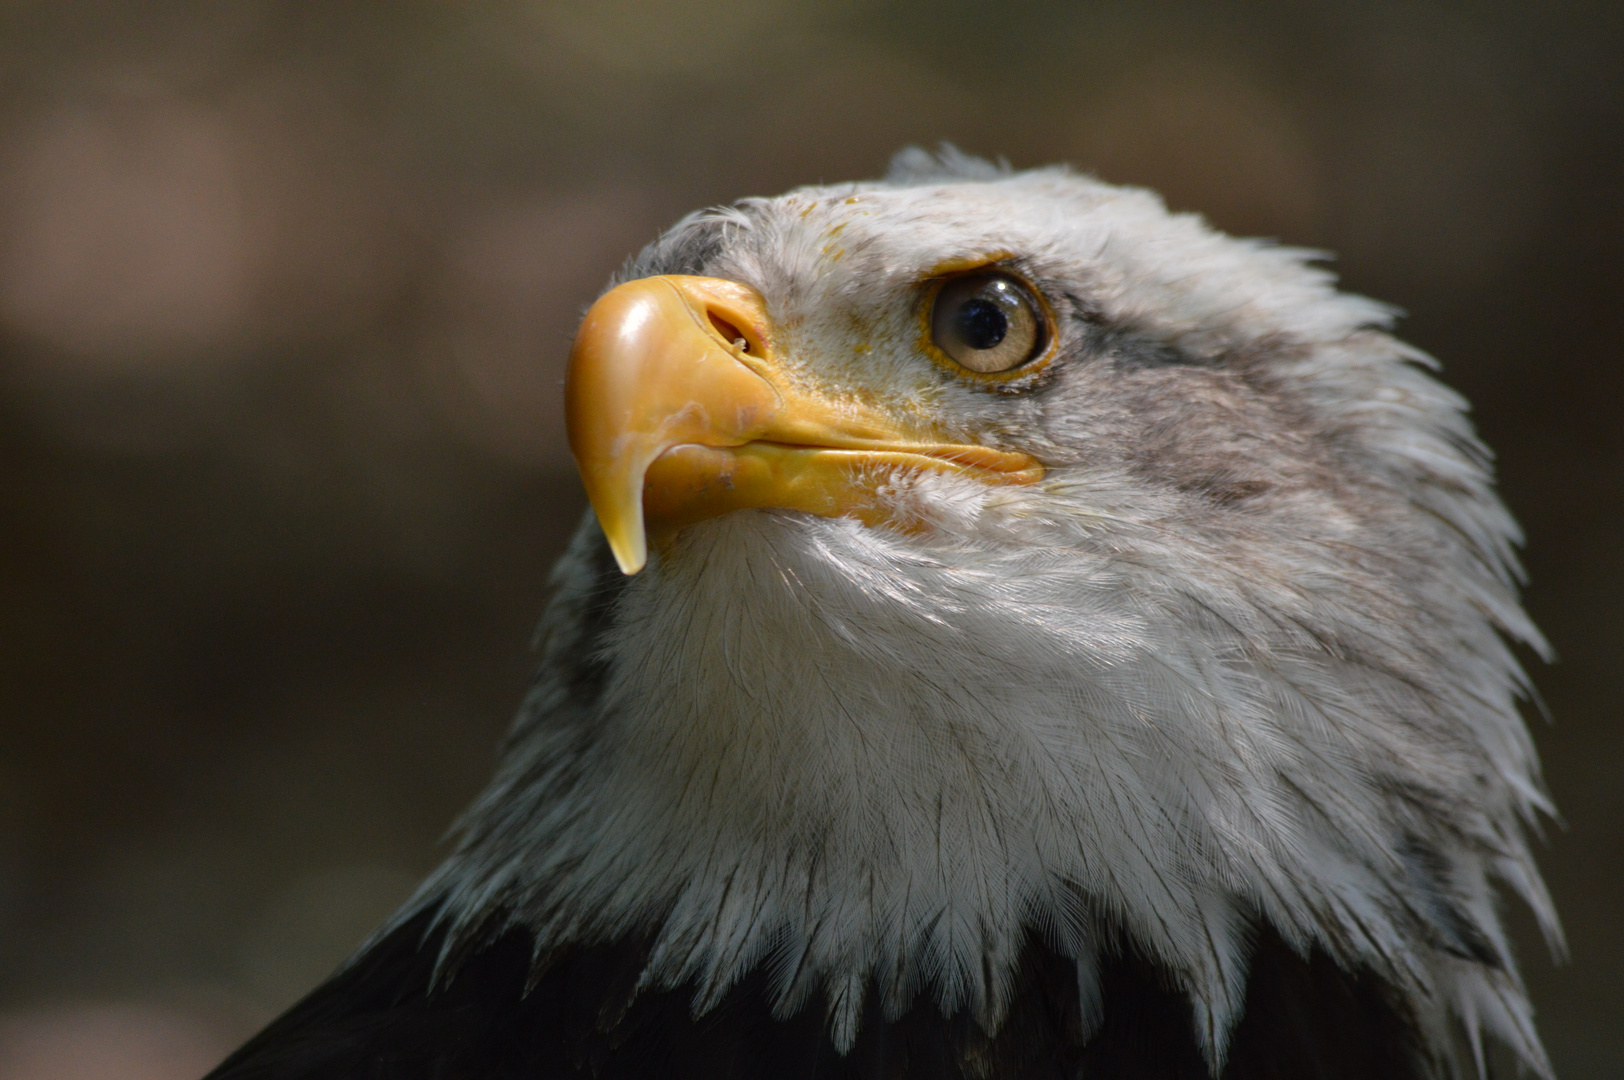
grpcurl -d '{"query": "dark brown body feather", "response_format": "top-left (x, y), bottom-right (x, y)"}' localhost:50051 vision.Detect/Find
top-left (206, 907), bottom-right (1428, 1080)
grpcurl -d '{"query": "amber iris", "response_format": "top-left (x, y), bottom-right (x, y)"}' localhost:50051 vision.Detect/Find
top-left (929, 272), bottom-right (1045, 373)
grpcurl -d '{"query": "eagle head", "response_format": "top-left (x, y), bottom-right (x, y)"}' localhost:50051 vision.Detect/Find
top-left (410, 149), bottom-right (1557, 1078)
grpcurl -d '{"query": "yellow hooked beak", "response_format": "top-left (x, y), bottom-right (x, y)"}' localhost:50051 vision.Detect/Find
top-left (564, 275), bottom-right (1044, 574)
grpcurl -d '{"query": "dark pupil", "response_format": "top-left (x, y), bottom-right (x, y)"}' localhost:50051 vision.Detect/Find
top-left (956, 297), bottom-right (1007, 350)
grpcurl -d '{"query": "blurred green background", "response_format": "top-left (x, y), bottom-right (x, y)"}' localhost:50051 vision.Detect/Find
top-left (0, 2), bottom-right (1619, 1077)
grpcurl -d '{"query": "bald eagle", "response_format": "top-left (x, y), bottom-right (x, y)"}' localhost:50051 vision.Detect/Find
top-left (207, 150), bottom-right (1559, 1080)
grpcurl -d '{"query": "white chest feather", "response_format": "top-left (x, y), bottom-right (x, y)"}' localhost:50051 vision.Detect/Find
top-left (422, 497), bottom-right (1552, 1073)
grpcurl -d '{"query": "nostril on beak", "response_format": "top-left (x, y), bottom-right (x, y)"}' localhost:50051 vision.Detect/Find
top-left (706, 312), bottom-right (750, 353)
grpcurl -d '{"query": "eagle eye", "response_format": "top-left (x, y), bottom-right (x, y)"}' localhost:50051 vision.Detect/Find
top-left (928, 271), bottom-right (1045, 374)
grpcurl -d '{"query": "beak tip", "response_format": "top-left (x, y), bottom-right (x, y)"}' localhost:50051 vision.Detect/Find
top-left (605, 530), bottom-right (648, 576)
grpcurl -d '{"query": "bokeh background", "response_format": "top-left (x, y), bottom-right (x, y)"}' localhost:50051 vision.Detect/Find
top-left (0, 2), bottom-right (1619, 1077)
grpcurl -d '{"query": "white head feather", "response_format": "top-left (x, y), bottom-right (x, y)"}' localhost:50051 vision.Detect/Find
top-left (411, 149), bottom-right (1558, 1076)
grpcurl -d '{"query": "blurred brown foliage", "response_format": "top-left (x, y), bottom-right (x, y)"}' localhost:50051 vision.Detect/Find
top-left (0, 2), bottom-right (1619, 1076)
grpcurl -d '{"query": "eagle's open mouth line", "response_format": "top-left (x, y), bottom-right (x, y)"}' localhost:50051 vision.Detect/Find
top-left (737, 440), bottom-right (1041, 478)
